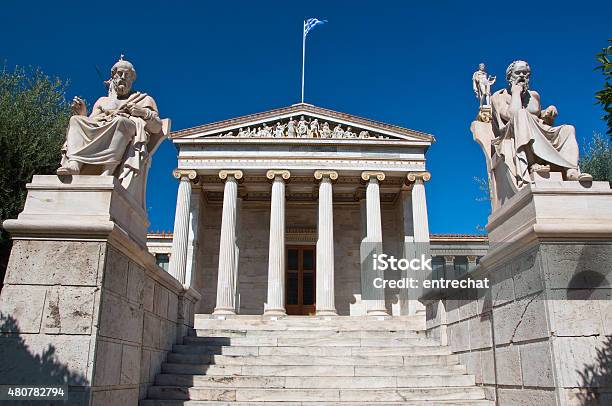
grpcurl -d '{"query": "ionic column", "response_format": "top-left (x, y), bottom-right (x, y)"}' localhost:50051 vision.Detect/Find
top-left (361, 171), bottom-right (388, 316)
top-left (444, 255), bottom-right (455, 280)
top-left (467, 255), bottom-right (478, 272)
top-left (406, 171), bottom-right (431, 315)
top-left (397, 188), bottom-right (414, 315)
top-left (168, 169), bottom-right (198, 285)
top-left (407, 172), bottom-right (431, 244)
top-left (264, 170), bottom-right (290, 316)
top-left (184, 185), bottom-right (202, 288)
top-left (315, 170), bottom-right (338, 316)
top-left (213, 170), bottom-right (243, 315)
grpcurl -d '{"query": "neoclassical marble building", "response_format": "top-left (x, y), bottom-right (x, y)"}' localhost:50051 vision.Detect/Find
top-left (157, 103), bottom-right (487, 317)
top-left (148, 232), bottom-right (488, 308)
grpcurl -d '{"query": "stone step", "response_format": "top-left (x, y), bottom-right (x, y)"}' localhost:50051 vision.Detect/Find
top-left (141, 400), bottom-right (494, 406)
top-left (147, 387), bottom-right (486, 402)
top-left (161, 363), bottom-right (467, 377)
top-left (194, 330), bottom-right (427, 339)
top-left (174, 345), bottom-right (260, 356)
top-left (350, 346), bottom-right (451, 356)
top-left (183, 336), bottom-right (440, 347)
top-left (166, 353), bottom-right (459, 366)
top-left (143, 315), bottom-right (485, 406)
top-left (155, 374), bottom-right (476, 389)
top-left (173, 345), bottom-right (452, 357)
top-left (194, 315), bottom-right (426, 332)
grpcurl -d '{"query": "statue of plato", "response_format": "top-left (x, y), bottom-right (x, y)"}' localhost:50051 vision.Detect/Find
top-left (57, 55), bottom-right (163, 180)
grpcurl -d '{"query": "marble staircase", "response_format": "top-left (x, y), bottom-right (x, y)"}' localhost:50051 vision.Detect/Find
top-left (141, 316), bottom-right (492, 406)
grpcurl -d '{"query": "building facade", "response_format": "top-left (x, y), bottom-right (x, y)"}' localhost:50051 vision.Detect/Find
top-left (155, 103), bottom-right (488, 317)
top-left (149, 232), bottom-right (488, 307)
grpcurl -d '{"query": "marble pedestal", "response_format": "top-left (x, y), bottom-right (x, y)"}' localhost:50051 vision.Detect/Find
top-left (0, 176), bottom-right (200, 406)
top-left (424, 178), bottom-right (612, 406)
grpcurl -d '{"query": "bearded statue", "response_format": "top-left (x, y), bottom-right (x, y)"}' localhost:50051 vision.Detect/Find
top-left (490, 60), bottom-right (591, 186)
top-left (57, 55), bottom-right (169, 209)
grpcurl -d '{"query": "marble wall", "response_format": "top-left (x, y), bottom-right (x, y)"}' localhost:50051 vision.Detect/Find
top-left (425, 242), bottom-right (612, 406)
top-left (0, 240), bottom-right (198, 405)
top-left (193, 202), bottom-right (403, 315)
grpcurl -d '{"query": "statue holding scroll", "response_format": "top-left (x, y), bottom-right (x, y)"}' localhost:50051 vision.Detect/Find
top-left (57, 56), bottom-right (169, 208)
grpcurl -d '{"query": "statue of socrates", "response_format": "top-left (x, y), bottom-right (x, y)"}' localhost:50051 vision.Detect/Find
top-left (491, 60), bottom-right (591, 184)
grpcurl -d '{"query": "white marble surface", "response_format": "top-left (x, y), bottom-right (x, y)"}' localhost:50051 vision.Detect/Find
top-left (168, 170), bottom-right (196, 284)
top-left (213, 171), bottom-right (242, 315)
top-left (315, 171), bottom-right (337, 316)
top-left (264, 170), bottom-right (290, 316)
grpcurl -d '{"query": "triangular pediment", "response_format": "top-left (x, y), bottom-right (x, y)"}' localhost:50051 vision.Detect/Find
top-left (171, 103), bottom-right (434, 143)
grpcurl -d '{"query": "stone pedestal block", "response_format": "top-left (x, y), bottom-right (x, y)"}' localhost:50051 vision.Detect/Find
top-left (4, 175), bottom-right (149, 247)
top-left (0, 175), bottom-right (200, 406)
top-left (424, 179), bottom-right (612, 405)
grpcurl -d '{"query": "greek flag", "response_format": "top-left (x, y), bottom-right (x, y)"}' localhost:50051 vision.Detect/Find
top-left (304, 18), bottom-right (326, 37)
top-left (301, 18), bottom-right (327, 103)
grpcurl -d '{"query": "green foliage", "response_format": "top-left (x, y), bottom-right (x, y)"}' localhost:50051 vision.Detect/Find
top-left (580, 133), bottom-right (612, 183)
top-left (0, 66), bottom-right (71, 244)
top-left (595, 39), bottom-right (612, 138)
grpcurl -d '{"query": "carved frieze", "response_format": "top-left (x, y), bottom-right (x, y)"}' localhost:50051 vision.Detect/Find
top-left (213, 115), bottom-right (391, 140)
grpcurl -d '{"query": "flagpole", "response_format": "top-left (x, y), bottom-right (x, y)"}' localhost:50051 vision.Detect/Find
top-left (301, 20), bottom-right (306, 103)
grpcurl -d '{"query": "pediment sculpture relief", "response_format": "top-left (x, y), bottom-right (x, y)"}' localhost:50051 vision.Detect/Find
top-left (56, 56), bottom-right (170, 209)
top-left (471, 60), bottom-right (592, 210)
top-left (215, 115), bottom-right (390, 140)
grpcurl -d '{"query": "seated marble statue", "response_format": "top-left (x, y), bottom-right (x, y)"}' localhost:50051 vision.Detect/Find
top-left (491, 60), bottom-right (591, 186)
top-left (57, 55), bottom-right (163, 181)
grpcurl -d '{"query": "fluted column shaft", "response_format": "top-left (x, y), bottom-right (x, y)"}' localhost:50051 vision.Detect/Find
top-left (366, 179), bottom-right (383, 240)
top-left (444, 255), bottom-right (455, 280)
top-left (467, 255), bottom-right (478, 272)
top-left (361, 171), bottom-right (388, 316)
top-left (168, 170), bottom-right (197, 284)
top-left (407, 172), bottom-right (431, 315)
top-left (214, 170), bottom-right (243, 315)
top-left (264, 170), bottom-right (290, 316)
top-left (411, 175), bottom-right (430, 243)
top-left (315, 171), bottom-right (338, 316)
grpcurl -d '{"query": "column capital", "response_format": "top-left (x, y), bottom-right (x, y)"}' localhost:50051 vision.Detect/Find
top-left (314, 170), bottom-right (338, 182)
top-left (219, 170), bottom-right (244, 181)
top-left (172, 169), bottom-right (198, 181)
top-left (406, 171), bottom-right (431, 184)
top-left (443, 255), bottom-right (455, 264)
top-left (466, 255), bottom-right (478, 263)
top-left (266, 169), bottom-right (291, 181)
top-left (361, 171), bottom-right (385, 182)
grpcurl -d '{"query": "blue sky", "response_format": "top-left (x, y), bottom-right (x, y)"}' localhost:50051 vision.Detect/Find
top-left (2, 1), bottom-right (610, 234)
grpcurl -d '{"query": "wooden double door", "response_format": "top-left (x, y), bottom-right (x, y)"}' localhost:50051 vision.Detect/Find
top-left (285, 246), bottom-right (316, 315)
